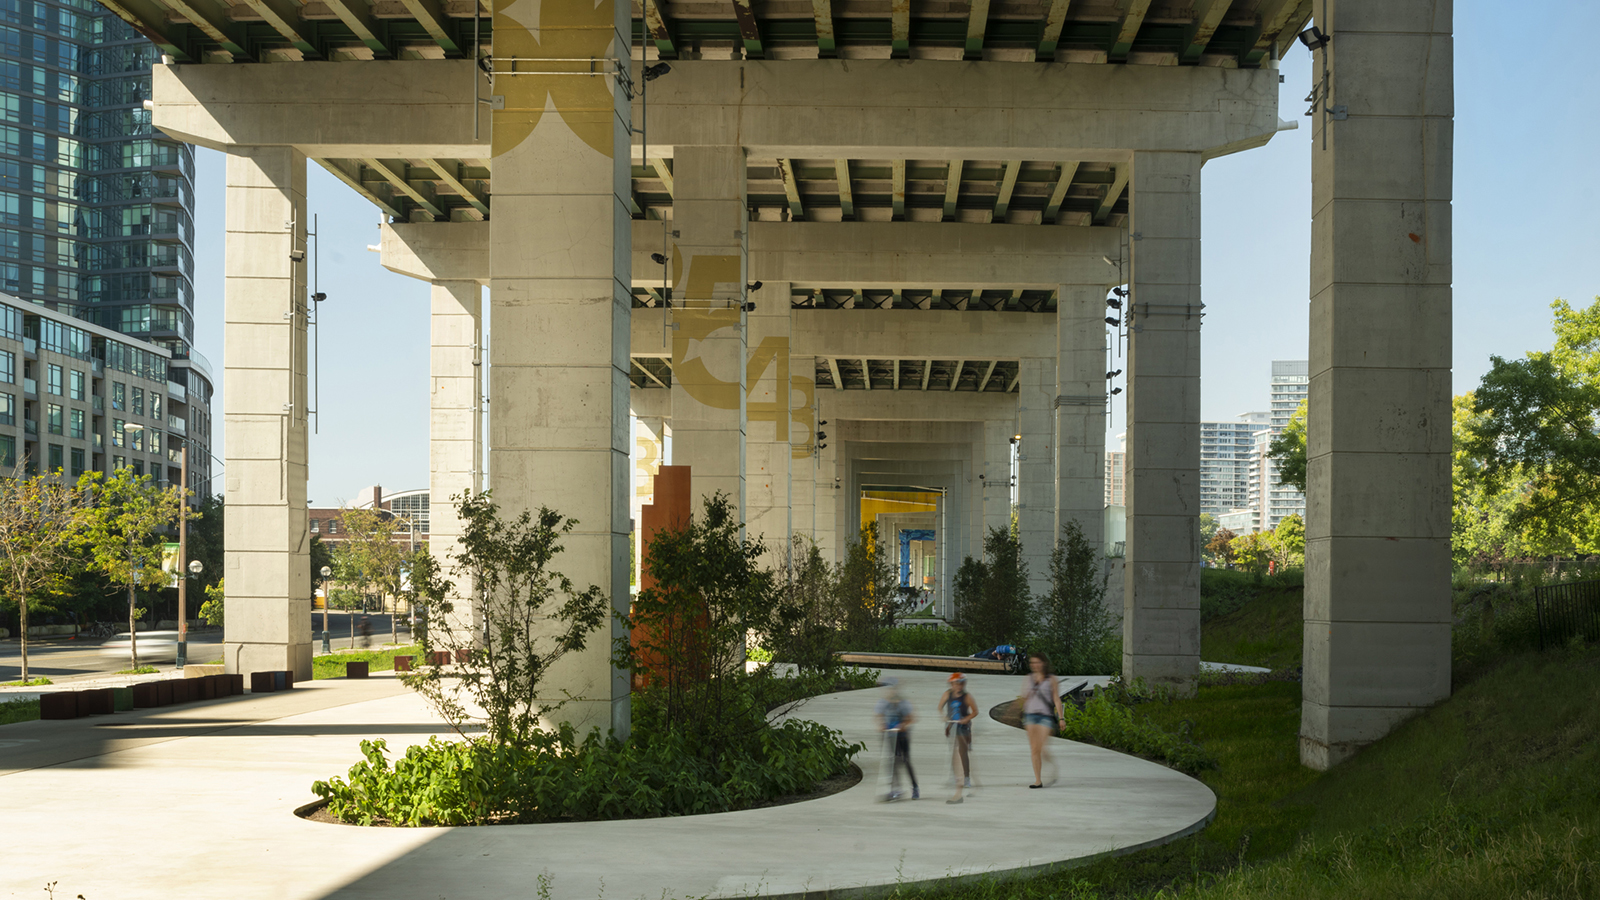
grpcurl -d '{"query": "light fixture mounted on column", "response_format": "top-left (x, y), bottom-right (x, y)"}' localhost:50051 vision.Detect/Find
top-left (746, 281), bottom-right (763, 291)
top-left (643, 62), bottom-right (672, 81)
top-left (741, 301), bottom-right (756, 312)
top-left (1106, 298), bottom-right (1122, 310)
top-left (650, 252), bottom-right (667, 265)
top-left (1106, 369), bottom-right (1121, 379)
top-left (1105, 316), bottom-right (1120, 327)
top-left (1110, 387), bottom-right (1122, 396)
top-left (816, 431), bottom-right (827, 442)
top-left (1112, 287), bottom-right (1128, 297)
top-left (1296, 26), bottom-right (1330, 51)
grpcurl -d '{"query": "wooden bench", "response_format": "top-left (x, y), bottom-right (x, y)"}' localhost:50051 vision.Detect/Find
top-left (836, 651), bottom-right (1011, 674)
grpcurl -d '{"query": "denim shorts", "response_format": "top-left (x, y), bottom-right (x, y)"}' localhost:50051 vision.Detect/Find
top-left (1023, 713), bottom-right (1056, 728)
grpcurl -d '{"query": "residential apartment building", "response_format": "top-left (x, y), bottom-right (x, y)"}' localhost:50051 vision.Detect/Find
top-left (1215, 362), bottom-right (1308, 533)
top-left (1104, 433), bottom-right (1125, 507)
top-left (1270, 359), bottom-right (1309, 432)
top-left (0, 0), bottom-right (212, 493)
top-left (1200, 411), bottom-right (1269, 518)
top-left (0, 293), bottom-right (184, 482)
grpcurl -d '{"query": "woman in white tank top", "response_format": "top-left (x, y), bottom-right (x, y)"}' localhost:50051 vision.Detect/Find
top-left (1018, 651), bottom-right (1062, 788)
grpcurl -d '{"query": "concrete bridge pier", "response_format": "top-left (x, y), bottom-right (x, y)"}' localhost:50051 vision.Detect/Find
top-left (484, 0), bottom-right (633, 738)
top-left (1122, 150), bottom-right (1204, 697)
top-left (428, 279), bottom-right (482, 642)
top-left (221, 145), bottom-right (312, 682)
top-left (1301, 0), bottom-right (1454, 769)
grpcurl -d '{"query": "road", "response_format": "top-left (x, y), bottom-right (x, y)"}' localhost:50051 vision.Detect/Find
top-left (1, 611), bottom-right (413, 683)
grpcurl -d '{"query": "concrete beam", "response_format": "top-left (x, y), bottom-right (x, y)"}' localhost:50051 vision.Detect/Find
top-left (380, 222), bottom-right (489, 284)
top-left (630, 308), bottom-right (1061, 361)
top-left (151, 60), bottom-right (489, 157)
top-left (820, 389), bottom-right (1015, 421)
top-left (384, 219), bottom-right (1121, 289)
top-left (632, 60), bottom-right (1280, 160)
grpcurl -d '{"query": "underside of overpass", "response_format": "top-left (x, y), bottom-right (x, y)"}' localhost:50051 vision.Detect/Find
top-left (105, 0), bottom-right (1452, 769)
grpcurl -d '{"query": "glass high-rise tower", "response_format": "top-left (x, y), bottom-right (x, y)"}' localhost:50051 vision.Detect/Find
top-left (0, 0), bottom-right (211, 492)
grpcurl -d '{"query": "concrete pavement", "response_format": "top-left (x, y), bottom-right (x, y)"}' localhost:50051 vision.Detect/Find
top-left (0, 669), bottom-right (1214, 900)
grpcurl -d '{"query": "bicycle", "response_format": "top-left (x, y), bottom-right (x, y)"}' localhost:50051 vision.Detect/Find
top-left (84, 622), bottom-right (116, 639)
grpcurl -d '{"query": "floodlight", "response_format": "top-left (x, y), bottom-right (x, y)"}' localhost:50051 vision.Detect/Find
top-left (1105, 316), bottom-right (1120, 326)
top-left (650, 252), bottom-right (667, 265)
top-left (643, 62), bottom-right (672, 82)
top-left (1297, 26), bottom-right (1329, 51)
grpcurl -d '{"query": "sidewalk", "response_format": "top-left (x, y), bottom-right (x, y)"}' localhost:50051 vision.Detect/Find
top-left (0, 670), bottom-right (1215, 900)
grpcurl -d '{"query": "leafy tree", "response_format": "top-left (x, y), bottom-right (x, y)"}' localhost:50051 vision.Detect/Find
top-left (1034, 520), bottom-right (1115, 673)
top-left (1463, 298), bottom-right (1600, 554)
top-left (1269, 514), bottom-right (1306, 569)
top-left (1452, 392), bottom-right (1534, 570)
top-left (76, 469), bottom-right (190, 667)
top-left (833, 522), bottom-right (902, 648)
top-left (617, 493), bottom-right (784, 754)
top-left (767, 535), bottom-right (849, 672)
top-left (309, 535), bottom-right (334, 598)
top-left (198, 577), bottom-right (225, 627)
top-left (1229, 530), bottom-right (1273, 577)
top-left (0, 469), bottom-right (87, 681)
top-left (1205, 526), bottom-right (1237, 567)
top-left (185, 493), bottom-right (223, 592)
top-left (404, 491), bottom-right (608, 749)
top-left (339, 506), bottom-right (409, 644)
top-left (1198, 513), bottom-right (1219, 553)
top-left (1268, 399), bottom-right (1309, 495)
top-left (951, 525), bottom-right (1034, 647)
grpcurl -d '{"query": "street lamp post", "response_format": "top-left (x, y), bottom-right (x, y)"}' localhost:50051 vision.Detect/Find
top-left (320, 565), bottom-right (332, 654)
top-left (176, 438), bottom-right (190, 668)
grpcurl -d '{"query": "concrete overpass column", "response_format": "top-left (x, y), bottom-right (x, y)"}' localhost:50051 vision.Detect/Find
top-left (789, 352), bottom-right (818, 551)
top-left (746, 281), bottom-right (793, 564)
top-left (669, 146), bottom-right (748, 521)
top-left (982, 419), bottom-right (1013, 543)
top-left (815, 416), bottom-right (839, 562)
top-left (221, 146), bottom-right (311, 682)
top-left (1122, 150), bottom-right (1203, 696)
top-left (1057, 286), bottom-right (1108, 551)
top-left (487, 0), bottom-right (632, 737)
top-left (429, 279), bottom-right (482, 643)
top-left (1301, 1), bottom-right (1453, 770)
top-left (1018, 359), bottom-right (1055, 601)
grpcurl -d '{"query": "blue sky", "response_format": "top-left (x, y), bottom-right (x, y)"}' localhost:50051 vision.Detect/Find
top-left (191, 1), bottom-right (1600, 503)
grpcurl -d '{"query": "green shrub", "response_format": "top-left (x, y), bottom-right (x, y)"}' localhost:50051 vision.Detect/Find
top-left (1033, 520), bottom-right (1118, 674)
top-left (1057, 690), bottom-right (1217, 776)
top-left (312, 677), bottom-right (863, 826)
top-left (0, 697), bottom-right (40, 725)
top-left (873, 625), bottom-right (981, 657)
top-left (951, 526), bottom-right (1035, 647)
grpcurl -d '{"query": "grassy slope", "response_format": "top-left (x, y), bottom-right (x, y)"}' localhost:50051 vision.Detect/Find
top-left (311, 644), bottom-right (422, 680)
top-left (909, 578), bottom-right (1600, 900)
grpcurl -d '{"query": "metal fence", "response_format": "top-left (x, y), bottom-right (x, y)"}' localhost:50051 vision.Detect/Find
top-left (1533, 580), bottom-right (1600, 650)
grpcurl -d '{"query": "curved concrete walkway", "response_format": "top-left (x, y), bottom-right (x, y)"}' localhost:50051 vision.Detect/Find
top-left (0, 670), bottom-right (1213, 900)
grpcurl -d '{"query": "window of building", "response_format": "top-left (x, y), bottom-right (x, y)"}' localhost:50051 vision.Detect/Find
top-left (68, 406), bottom-right (82, 439)
top-left (112, 454), bottom-right (124, 470)
top-left (0, 349), bottom-right (12, 383)
top-left (150, 392), bottom-right (160, 420)
top-left (132, 460), bottom-right (142, 477)
top-left (309, 518), bottom-right (319, 534)
top-left (326, 520), bottom-right (337, 535)
top-left (111, 417), bottom-right (123, 446)
top-left (69, 446), bottom-right (83, 478)
top-left (129, 427), bottom-right (142, 452)
top-left (111, 380), bottom-right (124, 410)
top-left (0, 433), bottom-right (12, 467)
top-left (46, 402), bottom-right (61, 434)
top-left (47, 442), bottom-right (62, 472)
top-left (0, 391), bottom-right (11, 425)
top-left (46, 362), bottom-right (60, 394)
top-left (148, 429), bottom-right (159, 455)
top-left (131, 386), bottom-right (143, 416)
top-left (69, 368), bottom-right (83, 399)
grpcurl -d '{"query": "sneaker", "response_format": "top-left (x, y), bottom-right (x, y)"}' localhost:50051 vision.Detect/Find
top-left (946, 797), bottom-right (963, 805)
top-left (964, 777), bottom-right (972, 788)
top-left (912, 787), bottom-right (920, 800)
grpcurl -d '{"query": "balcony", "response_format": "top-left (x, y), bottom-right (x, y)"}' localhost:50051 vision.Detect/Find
top-left (23, 377), bottom-right (36, 396)
top-left (167, 415), bottom-right (185, 435)
top-left (166, 381), bottom-right (186, 403)
top-left (22, 337), bottom-right (36, 357)
top-left (91, 359), bottom-right (103, 376)
top-left (93, 395), bottom-right (103, 413)
top-left (24, 418), bottom-right (36, 435)
top-left (93, 433), bottom-right (103, 451)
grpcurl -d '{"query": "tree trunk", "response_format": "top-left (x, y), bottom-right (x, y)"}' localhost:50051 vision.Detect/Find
top-left (128, 582), bottom-right (138, 669)
top-left (391, 590), bottom-right (397, 647)
top-left (19, 594), bottom-right (29, 683)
